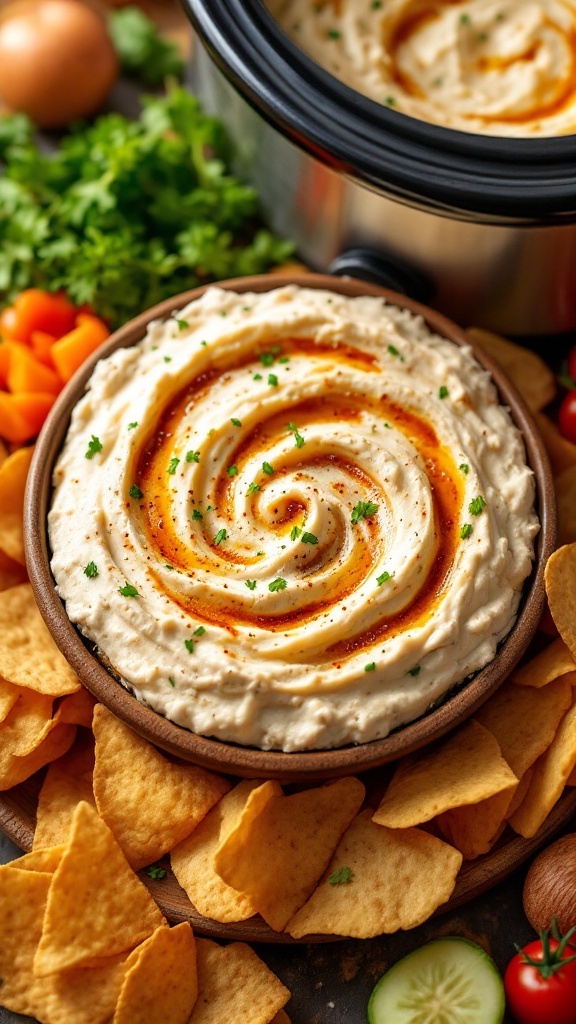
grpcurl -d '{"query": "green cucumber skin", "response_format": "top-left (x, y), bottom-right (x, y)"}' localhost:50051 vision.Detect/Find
top-left (367, 936), bottom-right (505, 1024)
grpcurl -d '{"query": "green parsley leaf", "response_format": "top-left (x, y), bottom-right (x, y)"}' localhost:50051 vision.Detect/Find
top-left (231, 417), bottom-right (242, 427)
top-left (84, 561), bottom-right (98, 578)
top-left (469, 495), bottom-right (487, 516)
top-left (387, 344), bottom-right (400, 357)
top-left (269, 578), bottom-right (287, 592)
top-left (129, 484), bottom-right (143, 500)
top-left (294, 432), bottom-right (305, 449)
top-left (214, 528), bottom-right (227, 546)
top-left (194, 626), bottom-right (206, 636)
top-left (262, 462), bottom-right (274, 476)
top-left (460, 523), bottom-right (473, 539)
top-left (301, 531), bottom-right (319, 545)
top-left (191, 508), bottom-right (203, 521)
top-left (227, 465), bottom-right (239, 477)
top-left (168, 676), bottom-right (175, 687)
top-left (175, 318), bottom-right (189, 331)
top-left (329, 866), bottom-right (353, 885)
top-left (163, 355), bottom-right (172, 363)
top-left (407, 665), bottom-right (421, 676)
top-left (327, 28), bottom-right (341, 39)
top-left (253, 373), bottom-right (263, 381)
top-left (377, 571), bottom-right (391, 586)
top-left (459, 463), bottom-right (469, 475)
top-left (247, 482), bottom-right (261, 494)
top-left (268, 373), bottom-right (278, 387)
top-left (165, 564), bottom-right (174, 570)
top-left (287, 422), bottom-right (298, 433)
top-left (167, 456), bottom-right (180, 475)
top-left (186, 451), bottom-right (200, 463)
top-left (439, 386), bottom-right (449, 399)
top-left (259, 352), bottom-right (275, 367)
top-left (351, 500), bottom-right (379, 524)
top-left (290, 525), bottom-right (302, 541)
top-left (184, 638), bottom-right (194, 654)
top-left (245, 579), bottom-right (257, 590)
top-left (85, 435), bottom-right (103, 460)
top-left (278, 356), bottom-right (290, 363)
top-left (364, 662), bottom-right (376, 672)
top-left (128, 421), bottom-right (138, 430)
top-left (147, 865), bottom-right (166, 880)
top-left (119, 583), bottom-right (139, 597)
top-left (256, 550), bottom-right (265, 556)
top-left (109, 7), bottom-right (185, 86)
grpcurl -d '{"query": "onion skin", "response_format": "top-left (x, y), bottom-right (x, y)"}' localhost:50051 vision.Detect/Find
top-left (523, 833), bottom-right (576, 935)
top-left (0, 0), bottom-right (119, 128)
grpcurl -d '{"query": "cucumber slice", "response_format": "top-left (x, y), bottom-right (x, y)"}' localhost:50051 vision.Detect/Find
top-left (367, 936), bottom-right (505, 1024)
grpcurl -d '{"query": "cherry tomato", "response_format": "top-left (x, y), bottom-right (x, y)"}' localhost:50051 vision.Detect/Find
top-left (558, 390), bottom-right (576, 445)
top-left (504, 934), bottom-right (576, 1024)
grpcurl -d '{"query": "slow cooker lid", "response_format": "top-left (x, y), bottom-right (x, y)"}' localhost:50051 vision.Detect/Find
top-left (183, 0), bottom-right (576, 221)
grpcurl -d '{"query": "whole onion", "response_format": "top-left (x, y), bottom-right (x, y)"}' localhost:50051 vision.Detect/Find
top-left (523, 833), bottom-right (576, 934)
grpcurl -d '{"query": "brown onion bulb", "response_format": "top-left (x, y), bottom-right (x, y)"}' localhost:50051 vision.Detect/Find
top-left (523, 833), bottom-right (576, 935)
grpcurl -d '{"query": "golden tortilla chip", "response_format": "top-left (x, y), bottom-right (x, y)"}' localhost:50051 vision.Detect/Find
top-left (475, 676), bottom-right (573, 777)
top-left (0, 687), bottom-right (54, 756)
top-left (0, 719), bottom-right (77, 791)
top-left (113, 924), bottom-right (197, 1024)
top-left (436, 787), bottom-right (514, 860)
top-left (512, 636), bottom-right (576, 688)
top-left (33, 734), bottom-right (96, 851)
top-left (0, 549), bottom-right (27, 590)
top-left (92, 705), bottom-right (230, 870)
top-left (567, 766), bottom-right (576, 785)
top-left (0, 864), bottom-right (128, 1024)
top-left (34, 801), bottom-right (166, 977)
top-left (171, 780), bottom-right (258, 923)
top-left (270, 1014), bottom-right (291, 1024)
top-left (372, 720), bottom-right (517, 828)
top-left (545, 544), bottom-right (576, 659)
top-left (556, 465), bottom-right (576, 548)
top-left (189, 939), bottom-right (290, 1024)
top-left (509, 696), bottom-right (576, 838)
top-left (15, 845), bottom-right (67, 873)
top-left (214, 777), bottom-right (365, 932)
top-left (57, 687), bottom-right (97, 728)
top-left (0, 445), bottom-right (33, 565)
top-left (506, 768), bottom-right (535, 817)
top-left (467, 328), bottom-right (556, 413)
top-left (535, 412), bottom-right (576, 474)
top-left (0, 583), bottom-right (80, 695)
top-left (288, 809), bottom-right (462, 939)
top-left (0, 676), bottom-right (21, 723)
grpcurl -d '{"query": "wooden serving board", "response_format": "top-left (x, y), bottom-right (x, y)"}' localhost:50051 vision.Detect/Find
top-left (2, 776), bottom-right (575, 944)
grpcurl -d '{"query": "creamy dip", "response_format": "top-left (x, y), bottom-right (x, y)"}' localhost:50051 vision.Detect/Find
top-left (49, 285), bottom-right (538, 751)
top-left (267, 0), bottom-right (576, 136)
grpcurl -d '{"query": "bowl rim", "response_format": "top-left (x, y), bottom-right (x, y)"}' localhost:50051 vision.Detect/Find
top-left (25, 272), bottom-right (557, 781)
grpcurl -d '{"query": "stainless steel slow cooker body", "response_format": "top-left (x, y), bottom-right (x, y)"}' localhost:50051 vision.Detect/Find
top-left (182, 0), bottom-right (576, 336)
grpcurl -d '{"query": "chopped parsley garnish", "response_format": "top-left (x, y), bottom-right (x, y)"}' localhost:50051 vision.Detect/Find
top-left (168, 676), bottom-right (175, 687)
top-left (256, 550), bottom-right (265, 556)
top-left (469, 495), bottom-right (487, 516)
top-left (245, 579), bottom-right (257, 591)
top-left (167, 456), bottom-right (180, 475)
top-left (147, 866), bottom-right (166, 880)
top-left (128, 421), bottom-right (138, 430)
top-left (247, 482), bottom-right (261, 494)
top-left (227, 465), bottom-right (238, 477)
top-left (268, 373), bottom-right (279, 387)
top-left (85, 435), bottom-right (103, 460)
top-left (259, 351), bottom-right (275, 367)
top-left (84, 561), bottom-right (98, 578)
top-left (191, 508), bottom-right (203, 521)
top-left (385, 96), bottom-right (396, 106)
top-left (294, 432), bottom-right (305, 448)
top-left (119, 583), bottom-right (139, 597)
top-left (351, 500), bottom-right (379, 524)
top-left (372, 0), bottom-right (382, 8)
top-left (200, 340), bottom-right (207, 347)
top-left (214, 528), bottom-right (227, 546)
top-left (459, 463), bottom-right (469, 475)
top-left (364, 662), bottom-right (376, 672)
top-left (129, 484), bottom-right (143, 500)
top-left (327, 28), bottom-right (341, 39)
top-left (186, 450), bottom-right (200, 463)
top-left (184, 638), bottom-right (194, 654)
top-left (460, 523), bottom-right (473, 539)
top-left (407, 665), bottom-right (421, 677)
top-left (291, 525), bottom-right (302, 541)
top-left (165, 564), bottom-right (174, 570)
top-left (194, 626), bottom-right (206, 636)
top-left (206, 505), bottom-right (214, 512)
top-left (329, 866), bottom-right (353, 885)
top-left (387, 344), bottom-right (400, 357)
top-left (262, 462), bottom-right (274, 476)
top-left (176, 318), bottom-right (189, 331)
top-left (439, 386), bottom-right (449, 399)
top-left (253, 373), bottom-right (263, 381)
top-left (269, 578), bottom-right (287, 592)
top-left (301, 531), bottom-right (319, 545)
top-left (278, 356), bottom-right (290, 364)
top-left (231, 418), bottom-right (242, 427)
top-left (377, 571), bottom-right (391, 586)
top-left (460, 12), bottom-right (471, 24)
top-left (163, 355), bottom-right (172, 363)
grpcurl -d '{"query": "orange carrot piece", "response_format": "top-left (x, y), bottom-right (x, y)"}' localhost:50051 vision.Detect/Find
top-left (7, 343), bottom-right (62, 395)
top-left (50, 315), bottom-right (110, 382)
top-left (30, 330), bottom-right (59, 367)
top-left (7, 391), bottom-right (56, 439)
top-left (11, 289), bottom-right (77, 344)
top-left (0, 305), bottom-right (21, 343)
top-left (0, 342), bottom-right (11, 389)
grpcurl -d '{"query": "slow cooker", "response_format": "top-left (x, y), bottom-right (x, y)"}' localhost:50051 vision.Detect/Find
top-left (182, 0), bottom-right (576, 336)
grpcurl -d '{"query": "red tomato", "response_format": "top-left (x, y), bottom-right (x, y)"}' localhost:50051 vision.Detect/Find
top-left (504, 936), bottom-right (576, 1024)
top-left (558, 390), bottom-right (576, 445)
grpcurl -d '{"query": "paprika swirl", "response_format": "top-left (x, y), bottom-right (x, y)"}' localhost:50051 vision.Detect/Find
top-left (49, 286), bottom-right (538, 751)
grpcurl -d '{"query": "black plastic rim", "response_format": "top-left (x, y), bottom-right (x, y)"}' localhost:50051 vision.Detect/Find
top-left (182, 0), bottom-right (576, 221)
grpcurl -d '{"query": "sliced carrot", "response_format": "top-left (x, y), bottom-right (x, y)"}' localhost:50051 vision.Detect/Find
top-left (6, 342), bottom-right (62, 395)
top-left (0, 342), bottom-right (11, 389)
top-left (0, 305), bottom-right (21, 343)
top-left (11, 289), bottom-right (77, 344)
top-left (30, 330), bottom-right (58, 367)
top-left (6, 391), bottom-right (56, 440)
top-left (0, 391), bottom-right (45, 442)
top-left (50, 315), bottom-right (110, 382)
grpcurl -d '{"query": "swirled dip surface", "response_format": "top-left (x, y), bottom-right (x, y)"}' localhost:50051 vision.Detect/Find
top-left (49, 286), bottom-right (538, 751)
top-left (267, 0), bottom-right (576, 136)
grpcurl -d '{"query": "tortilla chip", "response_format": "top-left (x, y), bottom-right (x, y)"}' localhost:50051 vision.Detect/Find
top-left (189, 939), bottom-right (290, 1024)
top-left (545, 544), bottom-right (576, 659)
top-left (171, 780), bottom-right (259, 923)
top-left (113, 923), bottom-right (197, 1024)
top-left (92, 705), bottom-right (230, 870)
top-left (0, 548), bottom-right (27, 590)
top-left (506, 768), bottom-right (535, 817)
top-left (33, 735), bottom-right (96, 851)
top-left (0, 676), bottom-right (21, 723)
top-left (214, 777), bottom-right (365, 932)
top-left (288, 809), bottom-right (462, 939)
top-left (567, 766), bottom-right (576, 785)
top-left (0, 719), bottom-right (77, 791)
top-left (535, 412), bottom-right (576, 475)
top-left (0, 583), bottom-right (80, 695)
top-left (270, 1014), bottom-right (291, 1024)
top-left (556, 465), bottom-right (576, 548)
top-left (57, 687), bottom-right (97, 728)
top-left (0, 445), bottom-right (33, 564)
top-left (372, 720), bottom-right (518, 828)
top-left (0, 686), bottom-right (54, 756)
top-left (15, 845), bottom-right (67, 873)
top-left (475, 676), bottom-right (573, 777)
top-left (512, 636), bottom-right (576, 688)
top-left (466, 328), bottom-right (556, 413)
top-left (509, 696), bottom-right (576, 838)
top-left (34, 801), bottom-right (166, 977)
top-left (0, 865), bottom-right (128, 1024)
top-left (436, 786), bottom-right (515, 860)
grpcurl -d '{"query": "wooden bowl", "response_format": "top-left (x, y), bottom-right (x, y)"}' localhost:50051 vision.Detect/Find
top-left (25, 274), bottom-right (556, 782)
